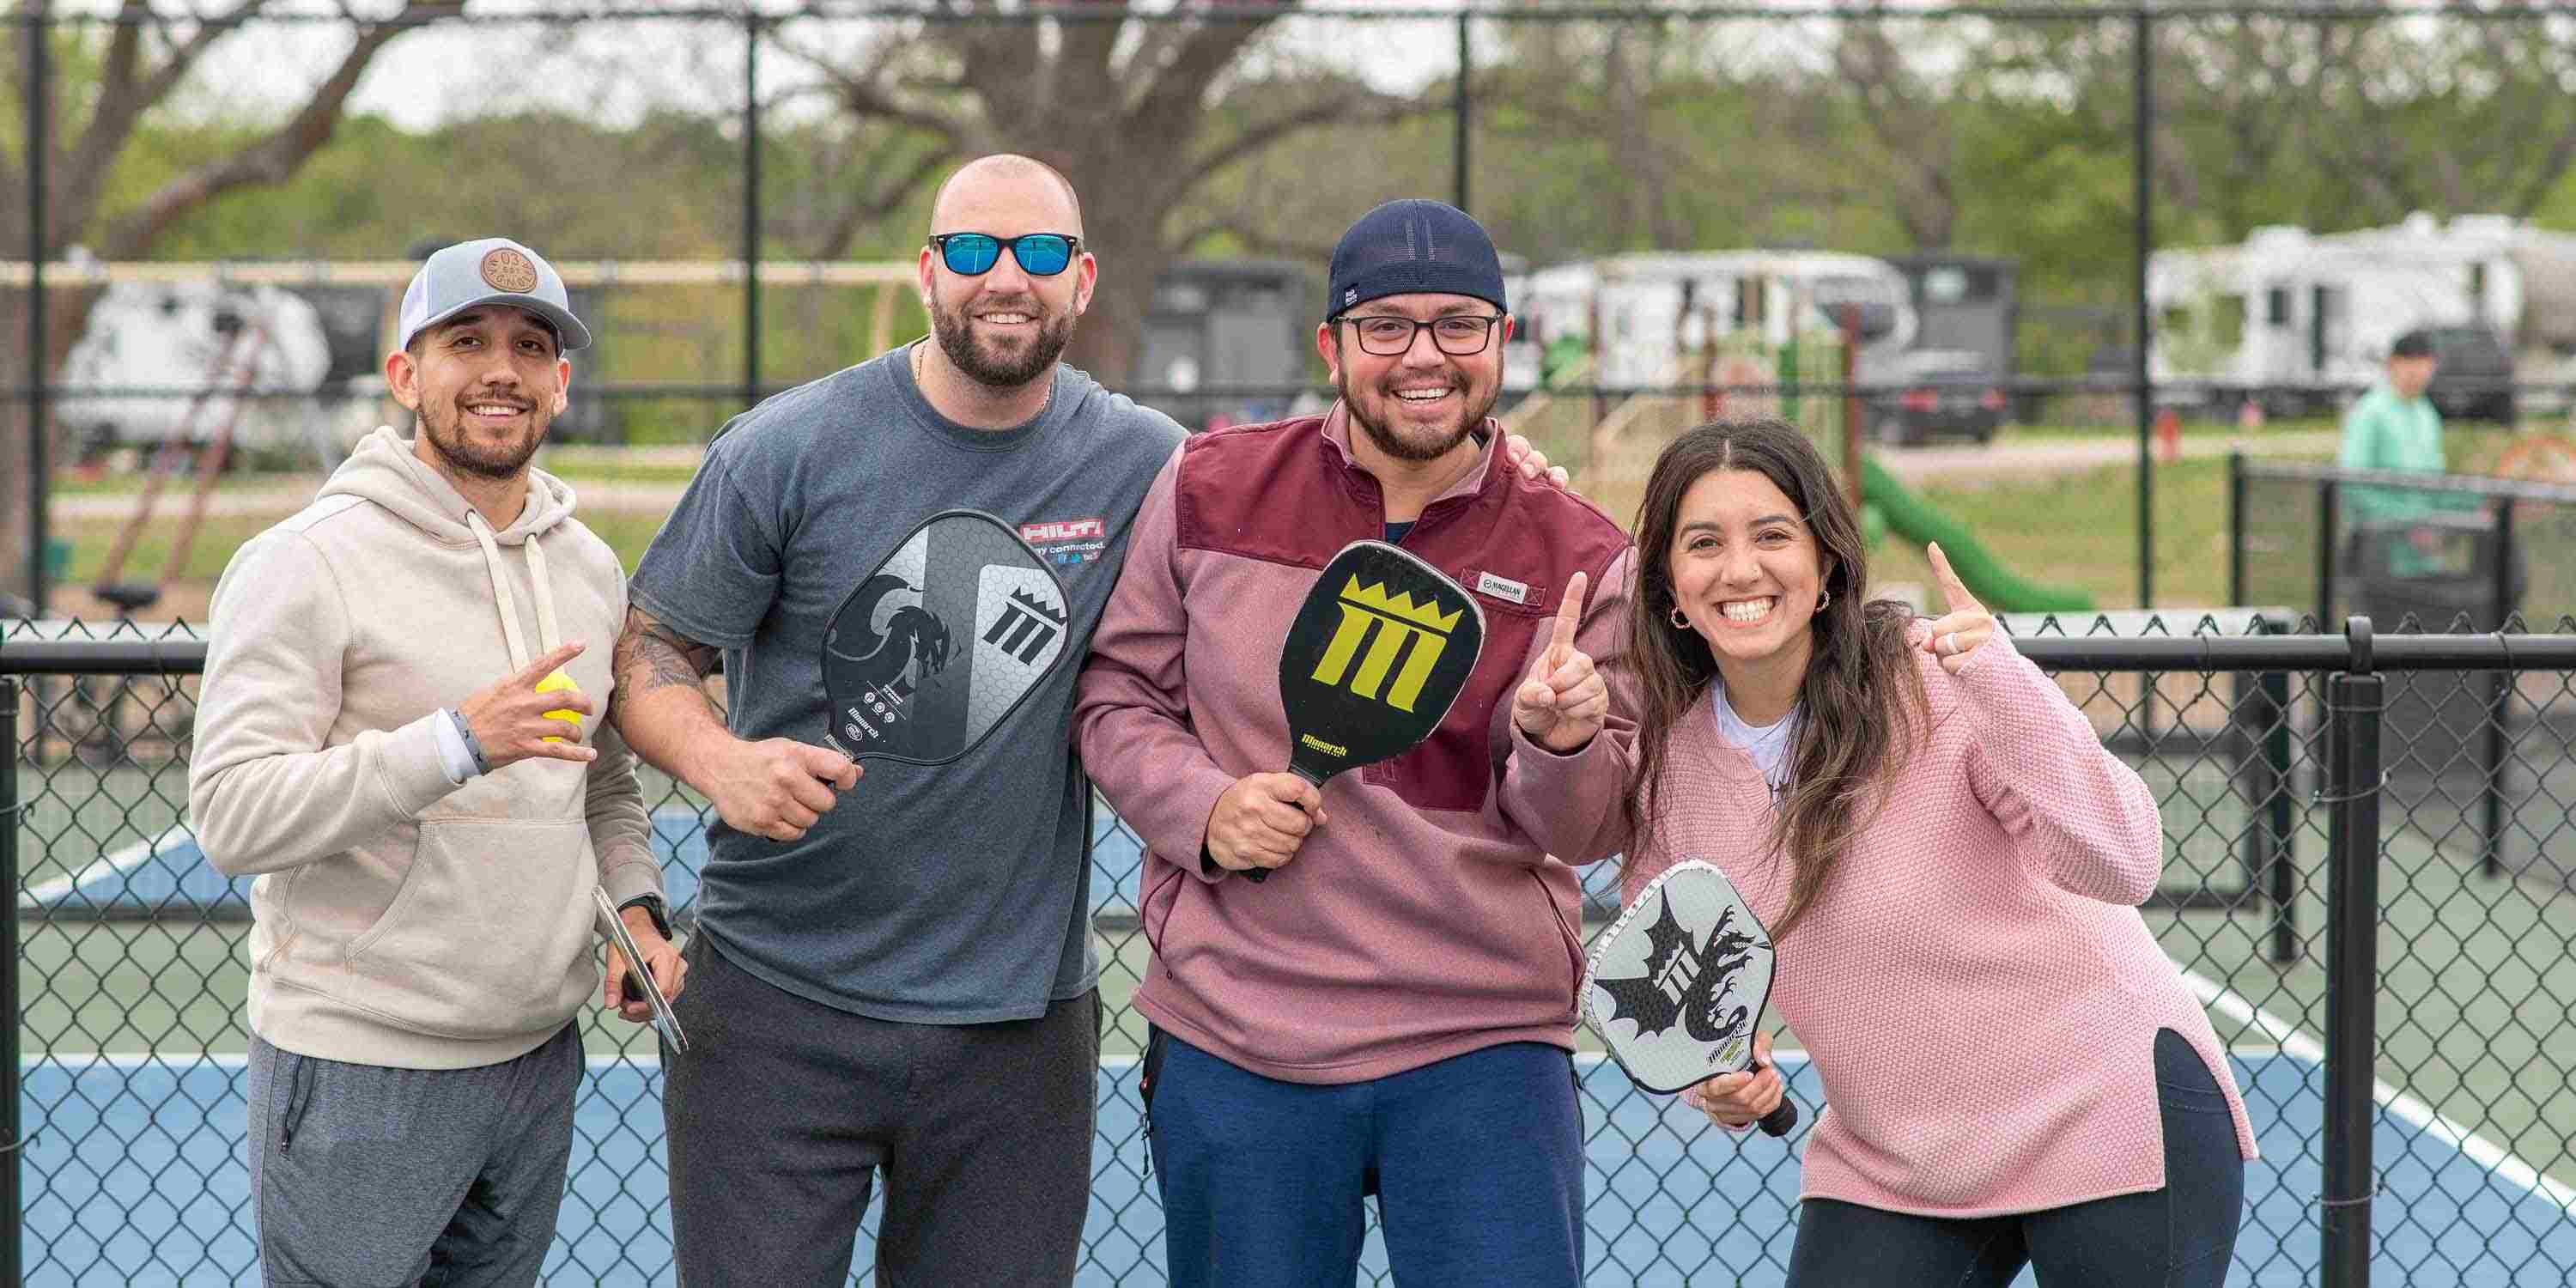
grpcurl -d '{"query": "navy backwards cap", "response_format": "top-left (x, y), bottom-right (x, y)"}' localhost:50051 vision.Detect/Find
top-left (1327, 199), bottom-right (1509, 319)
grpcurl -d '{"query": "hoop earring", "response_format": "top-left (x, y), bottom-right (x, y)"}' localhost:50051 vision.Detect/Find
top-left (1817, 588), bottom-right (1832, 611)
top-left (1669, 605), bottom-right (1692, 629)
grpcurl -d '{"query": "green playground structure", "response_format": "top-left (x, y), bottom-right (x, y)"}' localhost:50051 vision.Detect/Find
top-left (1859, 454), bottom-right (2095, 614)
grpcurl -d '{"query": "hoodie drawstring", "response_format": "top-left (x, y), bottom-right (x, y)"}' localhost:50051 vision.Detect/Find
top-left (522, 532), bottom-right (562, 656)
top-left (466, 511), bottom-right (561, 671)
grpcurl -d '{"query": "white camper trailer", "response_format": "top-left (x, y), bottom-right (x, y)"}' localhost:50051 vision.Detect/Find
top-left (1502, 250), bottom-right (1917, 391)
top-left (2148, 213), bottom-right (2576, 418)
top-left (56, 280), bottom-right (385, 464)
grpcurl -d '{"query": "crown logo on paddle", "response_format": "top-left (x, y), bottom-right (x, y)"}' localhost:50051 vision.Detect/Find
top-left (1338, 578), bottom-right (1466, 632)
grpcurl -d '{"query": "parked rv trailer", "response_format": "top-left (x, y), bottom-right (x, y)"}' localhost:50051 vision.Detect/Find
top-left (2148, 213), bottom-right (2576, 421)
top-left (56, 276), bottom-right (620, 464)
top-left (1501, 250), bottom-right (1917, 393)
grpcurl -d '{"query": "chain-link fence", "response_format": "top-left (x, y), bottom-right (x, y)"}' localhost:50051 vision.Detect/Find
top-left (9, 613), bottom-right (2576, 1285)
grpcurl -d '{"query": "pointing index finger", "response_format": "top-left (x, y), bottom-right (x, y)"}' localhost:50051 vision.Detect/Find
top-left (1926, 543), bottom-right (1978, 611)
top-left (1551, 570), bottom-right (1589, 661)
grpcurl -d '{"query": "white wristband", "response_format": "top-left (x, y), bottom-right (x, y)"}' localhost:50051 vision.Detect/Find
top-left (431, 708), bottom-right (483, 784)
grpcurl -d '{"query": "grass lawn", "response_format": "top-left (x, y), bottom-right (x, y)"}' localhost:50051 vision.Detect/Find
top-left (1894, 457), bottom-right (2244, 610)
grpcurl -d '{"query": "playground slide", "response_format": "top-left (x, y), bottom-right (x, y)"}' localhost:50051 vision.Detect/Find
top-left (1860, 456), bottom-right (2096, 614)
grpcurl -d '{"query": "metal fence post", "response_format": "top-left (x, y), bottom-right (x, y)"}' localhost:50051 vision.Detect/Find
top-left (2264, 666), bottom-right (2299, 965)
top-left (2322, 617), bottom-right (2385, 1288)
top-left (2318, 479), bottom-right (2341, 628)
top-left (2233, 660), bottom-right (2300, 966)
top-left (2481, 497), bottom-right (2515, 878)
top-left (23, 9), bottom-right (51, 614)
top-left (1453, 10), bottom-right (1471, 214)
top-left (2228, 451), bottom-right (2247, 609)
top-left (740, 10), bottom-right (762, 416)
top-left (2131, 5), bottom-right (2154, 611)
top-left (3, 674), bottom-right (21, 1288)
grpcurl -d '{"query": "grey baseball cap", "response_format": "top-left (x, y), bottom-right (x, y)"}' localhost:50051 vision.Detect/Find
top-left (397, 237), bottom-right (592, 354)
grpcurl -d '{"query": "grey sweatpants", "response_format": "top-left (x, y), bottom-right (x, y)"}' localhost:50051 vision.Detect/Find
top-left (246, 1024), bottom-right (578, 1288)
top-left (663, 933), bottom-right (1099, 1287)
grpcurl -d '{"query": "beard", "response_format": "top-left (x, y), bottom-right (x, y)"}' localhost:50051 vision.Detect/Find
top-left (417, 397), bottom-right (549, 481)
top-left (930, 288), bottom-right (1076, 391)
top-left (1336, 362), bottom-right (1499, 463)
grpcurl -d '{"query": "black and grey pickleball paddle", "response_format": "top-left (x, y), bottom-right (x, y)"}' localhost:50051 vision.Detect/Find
top-left (819, 509), bottom-right (1072, 766)
top-left (1583, 858), bottom-right (1801, 1136)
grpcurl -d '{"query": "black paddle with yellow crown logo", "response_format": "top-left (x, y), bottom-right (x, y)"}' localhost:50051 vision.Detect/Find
top-left (1255, 540), bottom-right (1485, 883)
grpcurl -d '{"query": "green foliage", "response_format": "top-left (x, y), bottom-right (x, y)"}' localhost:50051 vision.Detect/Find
top-left (30, 9), bottom-right (2576, 404)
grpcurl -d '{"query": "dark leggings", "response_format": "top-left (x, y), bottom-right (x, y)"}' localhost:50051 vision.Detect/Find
top-left (1785, 1029), bottom-right (2245, 1288)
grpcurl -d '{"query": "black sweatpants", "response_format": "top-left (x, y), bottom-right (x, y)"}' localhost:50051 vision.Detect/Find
top-left (662, 933), bottom-right (1099, 1287)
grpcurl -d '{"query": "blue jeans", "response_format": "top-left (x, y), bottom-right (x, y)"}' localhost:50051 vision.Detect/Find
top-left (1784, 1028), bottom-right (2246, 1288)
top-left (1145, 1032), bottom-right (1584, 1288)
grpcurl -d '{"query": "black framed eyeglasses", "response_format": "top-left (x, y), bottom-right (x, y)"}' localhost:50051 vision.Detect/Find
top-left (928, 232), bottom-right (1081, 277)
top-left (1335, 313), bottom-right (1504, 357)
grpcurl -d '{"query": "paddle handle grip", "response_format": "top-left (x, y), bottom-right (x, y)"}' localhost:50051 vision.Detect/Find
top-left (1244, 768), bottom-right (1329, 884)
top-left (1753, 1047), bottom-right (1800, 1137)
top-left (1757, 1098), bottom-right (1799, 1138)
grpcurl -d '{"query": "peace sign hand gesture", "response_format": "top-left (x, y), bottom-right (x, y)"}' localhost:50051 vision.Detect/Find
top-left (1921, 543), bottom-right (1996, 675)
top-left (1513, 570), bottom-right (1608, 752)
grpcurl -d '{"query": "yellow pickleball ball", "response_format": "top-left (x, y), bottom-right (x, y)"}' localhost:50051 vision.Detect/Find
top-left (536, 668), bottom-right (582, 743)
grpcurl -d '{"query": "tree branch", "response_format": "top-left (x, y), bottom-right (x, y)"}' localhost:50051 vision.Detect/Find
top-left (811, 137), bottom-right (956, 259)
top-left (1174, 88), bottom-right (1429, 199)
top-left (1125, 3), bottom-right (1285, 142)
top-left (773, 25), bottom-right (973, 147)
top-left (56, 1), bottom-right (268, 239)
top-left (100, 1), bottom-right (462, 258)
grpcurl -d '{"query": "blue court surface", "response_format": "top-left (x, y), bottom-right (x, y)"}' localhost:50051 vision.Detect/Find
top-left (16, 1050), bottom-right (2573, 1286)
top-left (13, 805), bottom-right (1635, 922)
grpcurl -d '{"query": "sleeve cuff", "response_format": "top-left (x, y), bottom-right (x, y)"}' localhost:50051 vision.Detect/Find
top-left (430, 708), bottom-right (479, 785)
top-left (597, 847), bottom-right (665, 910)
top-left (1175, 762), bottom-right (1242, 886)
top-left (371, 712), bottom-right (467, 817)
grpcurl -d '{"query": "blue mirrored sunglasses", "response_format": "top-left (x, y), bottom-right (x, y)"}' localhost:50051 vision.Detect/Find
top-left (928, 233), bottom-right (1080, 277)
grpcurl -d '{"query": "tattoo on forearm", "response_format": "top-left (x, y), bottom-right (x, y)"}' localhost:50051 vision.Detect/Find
top-left (614, 608), bottom-right (722, 699)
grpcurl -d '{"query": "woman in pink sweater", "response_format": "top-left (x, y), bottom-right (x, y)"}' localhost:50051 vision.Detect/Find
top-left (1619, 419), bottom-right (2256, 1286)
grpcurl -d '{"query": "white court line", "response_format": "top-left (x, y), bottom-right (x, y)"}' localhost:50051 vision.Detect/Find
top-left (2182, 965), bottom-right (2576, 1216)
top-left (16, 823), bottom-right (197, 909)
top-left (18, 805), bottom-right (712, 911)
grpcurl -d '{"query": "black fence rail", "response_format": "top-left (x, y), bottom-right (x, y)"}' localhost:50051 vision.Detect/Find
top-left (7, 616), bottom-right (2576, 1286)
top-left (2233, 455), bottom-right (2576, 634)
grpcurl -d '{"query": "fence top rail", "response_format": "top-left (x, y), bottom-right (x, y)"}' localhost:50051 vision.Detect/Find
top-left (0, 258), bottom-right (916, 289)
top-left (18, 4), bottom-right (2576, 27)
top-left (2234, 457), bottom-right (2576, 505)
top-left (10, 623), bottom-right (2576, 677)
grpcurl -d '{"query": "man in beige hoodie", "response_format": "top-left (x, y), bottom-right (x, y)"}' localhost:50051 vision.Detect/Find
top-left (189, 238), bottom-right (684, 1288)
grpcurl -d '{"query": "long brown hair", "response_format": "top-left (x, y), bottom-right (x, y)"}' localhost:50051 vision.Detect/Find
top-left (1624, 418), bottom-right (1928, 943)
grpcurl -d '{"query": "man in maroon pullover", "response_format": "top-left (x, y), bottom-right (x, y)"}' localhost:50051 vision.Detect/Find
top-left (1075, 199), bottom-right (1635, 1287)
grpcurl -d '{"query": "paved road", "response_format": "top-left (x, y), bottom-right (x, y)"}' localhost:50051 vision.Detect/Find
top-left (1876, 429), bottom-right (2339, 485)
top-left (49, 431), bottom-right (2342, 521)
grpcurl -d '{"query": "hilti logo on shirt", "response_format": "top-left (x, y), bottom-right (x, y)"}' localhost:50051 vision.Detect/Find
top-left (1021, 516), bottom-right (1109, 568)
top-left (1022, 518), bottom-right (1105, 544)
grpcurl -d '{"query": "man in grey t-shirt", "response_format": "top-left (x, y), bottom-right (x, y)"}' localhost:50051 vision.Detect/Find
top-left (611, 155), bottom-right (1174, 1284)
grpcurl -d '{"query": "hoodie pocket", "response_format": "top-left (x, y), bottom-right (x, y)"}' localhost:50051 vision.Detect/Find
top-left (341, 817), bottom-right (592, 1041)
